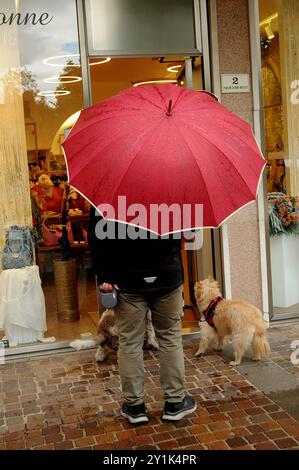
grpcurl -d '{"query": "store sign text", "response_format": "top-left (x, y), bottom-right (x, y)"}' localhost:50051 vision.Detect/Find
top-left (0, 12), bottom-right (53, 26)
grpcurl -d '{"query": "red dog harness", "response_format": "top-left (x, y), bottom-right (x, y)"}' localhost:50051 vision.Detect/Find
top-left (202, 296), bottom-right (223, 330)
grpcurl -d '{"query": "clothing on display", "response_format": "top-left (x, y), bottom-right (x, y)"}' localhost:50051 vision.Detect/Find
top-left (36, 185), bottom-right (65, 214)
top-left (31, 174), bottom-right (65, 215)
top-left (0, 265), bottom-right (48, 346)
top-left (67, 189), bottom-right (87, 214)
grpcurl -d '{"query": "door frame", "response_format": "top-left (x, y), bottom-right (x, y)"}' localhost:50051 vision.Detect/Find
top-left (76, 0), bottom-right (209, 104)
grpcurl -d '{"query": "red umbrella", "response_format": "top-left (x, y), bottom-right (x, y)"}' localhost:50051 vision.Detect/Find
top-left (62, 84), bottom-right (265, 235)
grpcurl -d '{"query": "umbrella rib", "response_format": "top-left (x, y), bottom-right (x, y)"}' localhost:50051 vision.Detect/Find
top-left (173, 116), bottom-right (255, 221)
top-left (178, 116), bottom-right (261, 191)
top-left (151, 85), bottom-right (184, 111)
top-left (66, 113), bottom-right (163, 182)
top-left (170, 119), bottom-right (218, 226)
top-left (66, 110), bottom-right (160, 140)
top-left (123, 86), bottom-right (188, 115)
top-left (107, 117), bottom-right (166, 204)
top-left (182, 110), bottom-right (260, 155)
top-left (119, 90), bottom-right (166, 112)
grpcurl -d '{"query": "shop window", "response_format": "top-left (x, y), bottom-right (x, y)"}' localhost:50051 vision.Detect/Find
top-left (260, 0), bottom-right (299, 318)
top-left (0, 0), bottom-right (99, 344)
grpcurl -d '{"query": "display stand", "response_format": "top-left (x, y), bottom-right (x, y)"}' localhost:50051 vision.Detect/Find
top-left (54, 259), bottom-right (79, 322)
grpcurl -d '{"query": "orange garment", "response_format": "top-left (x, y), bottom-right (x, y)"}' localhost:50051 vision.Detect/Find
top-left (35, 186), bottom-right (64, 214)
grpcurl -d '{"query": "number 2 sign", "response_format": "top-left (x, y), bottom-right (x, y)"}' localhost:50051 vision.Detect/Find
top-left (221, 74), bottom-right (250, 93)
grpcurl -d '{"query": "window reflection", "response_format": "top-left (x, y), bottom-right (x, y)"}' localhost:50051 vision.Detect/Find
top-left (0, 0), bottom-right (84, 167)
top-left (0, 0), bottom-right (99, 343)
top-left (260, 0), bottom-right (299, 317)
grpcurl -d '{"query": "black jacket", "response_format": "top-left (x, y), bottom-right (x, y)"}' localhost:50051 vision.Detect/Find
top-left (88, 208), bottom-right (184, 294)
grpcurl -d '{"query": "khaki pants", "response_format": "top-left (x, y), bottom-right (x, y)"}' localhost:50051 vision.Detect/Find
top-left (114, 286), bottom-right (185, 406)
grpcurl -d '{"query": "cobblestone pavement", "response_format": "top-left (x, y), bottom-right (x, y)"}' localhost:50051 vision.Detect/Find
top-left (1, 325), bottom-right (299, 451)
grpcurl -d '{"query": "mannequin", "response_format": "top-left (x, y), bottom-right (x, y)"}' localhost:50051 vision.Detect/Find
top-left (35, 173), bottom-right (65, 215)
top-left (67, 188), bottom-right (88, 215)
top-left (31, 174), bottom-right (65, 247)
top-left (66, 188), bottom-right (89, 244)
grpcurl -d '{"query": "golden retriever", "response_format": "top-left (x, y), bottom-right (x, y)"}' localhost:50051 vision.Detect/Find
top-left (194, 276), bottom-right (270, 366)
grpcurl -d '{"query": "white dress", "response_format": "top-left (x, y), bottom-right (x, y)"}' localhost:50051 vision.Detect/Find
top-left (0, 265), bottom-right (47, 346)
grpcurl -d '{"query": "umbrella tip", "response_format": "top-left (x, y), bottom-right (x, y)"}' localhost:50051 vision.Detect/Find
top-left (166, 99), bottom-right (173, 116)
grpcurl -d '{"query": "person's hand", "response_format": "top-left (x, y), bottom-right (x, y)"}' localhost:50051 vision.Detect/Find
top-left (99, 283), bottom-right (119, 292)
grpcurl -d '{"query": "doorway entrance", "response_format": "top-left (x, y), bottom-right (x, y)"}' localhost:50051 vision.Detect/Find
top-left (79, 0), bottom-right (221, 331)
top-left (88, 55), bottom-right (217, 332)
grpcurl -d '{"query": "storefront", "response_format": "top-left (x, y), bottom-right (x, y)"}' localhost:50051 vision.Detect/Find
top-left (0, 0), bottom-right (280, 358)
top-left (259, 0), bottom-right (299, 320)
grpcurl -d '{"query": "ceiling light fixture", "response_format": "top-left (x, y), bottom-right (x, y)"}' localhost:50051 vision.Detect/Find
top-left (259, 12), bottom-right (277, 40)
top-left (133, 79), bottom-right (178, 87)
top-left (259, 12), bottom-right (278, 27)
top-left (43, 54), bottom-right (111, 67)
top-left (37, 90), bottom-right (70, 97)
top-left (44, 76), bottom-right (82, 84)
top-left (167, 65), bottom-right (182, 73)
top-left (265, 23), bottom-right (274, 40)
top-left (89, 58), bottom-right (111, 66)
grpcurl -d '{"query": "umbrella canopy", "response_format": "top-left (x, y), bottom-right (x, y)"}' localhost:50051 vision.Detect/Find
top-left (62, 84), bottom-right (265, 235)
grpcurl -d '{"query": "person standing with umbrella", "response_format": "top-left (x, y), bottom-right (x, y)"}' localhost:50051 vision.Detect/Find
top-left (88, 209), bottom-right (197, 424)
top-left (63, 84), bottom-right (265, 424)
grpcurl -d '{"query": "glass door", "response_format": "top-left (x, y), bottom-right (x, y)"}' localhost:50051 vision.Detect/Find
top-left (88, 55), bottom-right (218, 332)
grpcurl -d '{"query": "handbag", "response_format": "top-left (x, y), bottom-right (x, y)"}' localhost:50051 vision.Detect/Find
top-left (40, 223), bottom-right (62, 247)
top-left (2, 226), bottom-right (34, 270)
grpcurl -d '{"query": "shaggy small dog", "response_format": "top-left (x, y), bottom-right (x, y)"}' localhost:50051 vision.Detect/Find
top-left (194, 276), bottom-right (271, 366)
top-left (70, 308), bottom-right (159, 362)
